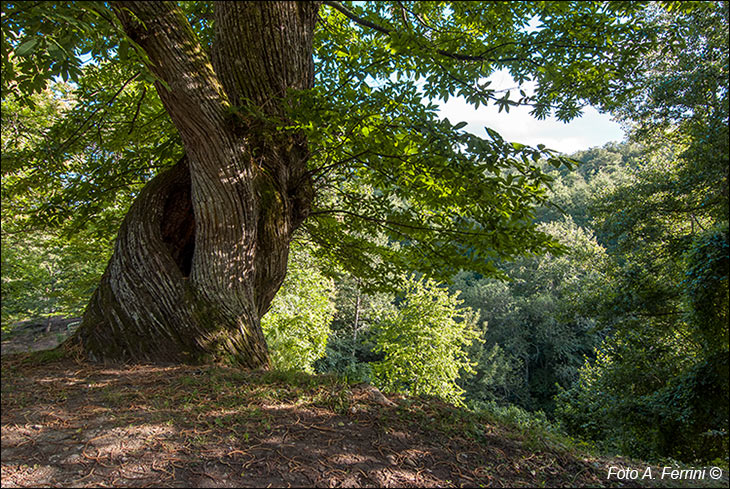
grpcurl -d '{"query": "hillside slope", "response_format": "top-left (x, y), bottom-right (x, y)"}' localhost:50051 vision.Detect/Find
top-left (1, 351), bottom-right (725, 488)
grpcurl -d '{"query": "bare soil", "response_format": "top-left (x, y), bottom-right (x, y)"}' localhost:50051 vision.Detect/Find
top-left (1, 324), bottom-right (727, 488)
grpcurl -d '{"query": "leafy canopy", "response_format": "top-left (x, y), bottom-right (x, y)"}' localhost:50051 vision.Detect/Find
top-left (2, 1), bottom-right (659, 286)
top-left (552, 2), bottom-right (728, 461)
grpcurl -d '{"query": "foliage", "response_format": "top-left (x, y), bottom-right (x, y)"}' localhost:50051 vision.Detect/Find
top-left (461, 341), bottom-right (524, 406)
top-left (314, 276), bottom-right (394, 383)
top-left (2, 60), bottom-right (179, 236)
top-left (614, 1), bottom-right (729, 223)
top-left (682, 226), bottom-right (730, 351)
top-left (453, 217), bottom-right (608, 412)
top-left (556, 331), bottom-right (728, 463)
top-left (1, 2), bottom-right (121, 98)
top-left (535, 142), bottom-right (645, 228)
top-left (469, 399), bottom-right (563, 444)
top-left (0, 71), bottom-right (159, 327)
top-left (2, 0), bottom-right (727, 466)
top-left (1, 230), bottom-right (110, 328)
top-left (261, 244), bottom-right (336, 373)
top-left (553, 145), bottom-right (728, 465)
top-left (1, 81), bottom-right (113, 328)
top-left (297, 1), bottom-right (658, 285)
top-left (1, 1), bottom-right (663, 289)
top-left (552, 2), bottom-right (729, 460)
top-left (370, 275), bottom-right (482, 405)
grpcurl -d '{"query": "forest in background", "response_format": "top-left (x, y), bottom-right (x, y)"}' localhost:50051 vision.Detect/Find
top-left (2, 0), bottom-right (728, 469)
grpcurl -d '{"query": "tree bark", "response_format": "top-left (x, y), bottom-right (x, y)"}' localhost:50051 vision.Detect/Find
top-left (67, 1), bottom-right (319, 368)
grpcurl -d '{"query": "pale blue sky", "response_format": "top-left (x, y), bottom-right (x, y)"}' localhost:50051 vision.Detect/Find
top-left (437, 70), bottom-right (626, 155)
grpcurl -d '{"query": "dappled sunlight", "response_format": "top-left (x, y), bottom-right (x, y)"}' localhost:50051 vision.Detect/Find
top-left (0, 356), bottom-right (635, 487)
top-left (0, 464), bottom-right (59, 488)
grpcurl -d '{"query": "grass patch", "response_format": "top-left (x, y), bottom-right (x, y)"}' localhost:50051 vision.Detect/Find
top-left (20, 346), bottom-right (69, 365)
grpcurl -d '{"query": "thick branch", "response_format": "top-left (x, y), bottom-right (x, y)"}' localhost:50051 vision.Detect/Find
top-left (110, 1), bottom-right (229, 147)
top-left (323, 0), bottom-right (390, 34)
top-left (323, 0), bottom-right (489, 62)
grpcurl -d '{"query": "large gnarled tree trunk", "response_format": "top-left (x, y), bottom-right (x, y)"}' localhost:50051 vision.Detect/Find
top-left (67, 1), bottom-right (318, 368)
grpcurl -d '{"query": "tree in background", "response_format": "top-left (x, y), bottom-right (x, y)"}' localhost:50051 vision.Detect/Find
top-left (2, 1), bottom-right (658, 367)
top-left (371, 275), bottom-right (482, 405)
top-left (314, 275), bottom-right (395, 383)
top-left (614, 1), bottom-right (728, 224)
top-left (1, 231), bottom-right (111, 326)
top-left (535, 142), bottom-right (644, 229)
top-left (555, 2), bottom-right (729, 463)
top-left (1, 81), bottom-right (116, 326)
top-left (453, 216), bottom-right (608, 412)
top-left (261, 243), bottom-right (336, 373)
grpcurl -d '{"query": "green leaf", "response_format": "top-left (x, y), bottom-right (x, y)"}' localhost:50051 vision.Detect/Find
top-left (15, 38), bottom-right (39, 57)
top-left (47, 40), bottom-right (67, 61)
top-left (485, 127), bottom-right (504, 141)
top-left (118, 39), bottom-right (129, 61)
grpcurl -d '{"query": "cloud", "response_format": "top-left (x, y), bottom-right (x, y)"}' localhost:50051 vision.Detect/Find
top-left (436, 71), bottom-right (626, 155)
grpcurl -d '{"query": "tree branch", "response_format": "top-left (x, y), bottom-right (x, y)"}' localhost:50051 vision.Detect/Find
top-left (110, 1), bottom-right (230, 149)
top-left (127, 85), bottom-right (146, 135)
top-left (323, 0), bottom-right (504, 63)
top-left (21, 71), bottom-right (139, 170)
top-left (323, 0), bottom-right (390, 34)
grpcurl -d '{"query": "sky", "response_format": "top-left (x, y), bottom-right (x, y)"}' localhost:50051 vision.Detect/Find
top-left (437, 70), bottom-right (626, 156)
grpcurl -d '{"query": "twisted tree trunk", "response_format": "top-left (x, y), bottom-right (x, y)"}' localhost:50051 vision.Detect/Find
top-left (67, 1), bottom-right (319, 367)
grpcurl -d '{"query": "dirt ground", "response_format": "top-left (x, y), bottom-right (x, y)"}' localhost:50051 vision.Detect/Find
top-left (0, 360), bottom-right (609, 487)
top-left (1, 323), bottom-right (727, 488)
top-left (1, 317), bottom-right (80, 356)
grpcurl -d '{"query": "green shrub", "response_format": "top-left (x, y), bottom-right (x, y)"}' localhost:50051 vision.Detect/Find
top-left (262, 245), bottom-right (336, 373)
top-left (371, 275), bottom-right (482, 405)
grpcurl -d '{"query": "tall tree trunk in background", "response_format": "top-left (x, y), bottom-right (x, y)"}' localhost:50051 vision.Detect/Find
top-left (67, 1), bottom-right (319, 368)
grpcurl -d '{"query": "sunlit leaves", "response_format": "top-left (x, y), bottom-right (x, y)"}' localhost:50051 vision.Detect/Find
top-left (1, 228), bottom-right (113, 326)
top-left (2, 60), bottom-right (179, 236)
top-left (291, 1), bottom-right (659, 285)
top-left (371, 275), bottom-right (483, 405)
top-left (1, 2), bottom-right (122, 102)
top-left (319, 1), bottom-right (655, 121)
top-left (1, 1), bottom-right (669, 290)
top-left (262, 243), bottom-right (337, 373)
top-left (289, 75), bottom-right (565, 286)
top-left (613, 1), bottom-right (729, 223)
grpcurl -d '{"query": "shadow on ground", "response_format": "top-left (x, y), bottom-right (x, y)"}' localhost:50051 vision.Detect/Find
top-left (2, 353), bottom-right (726, 488)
